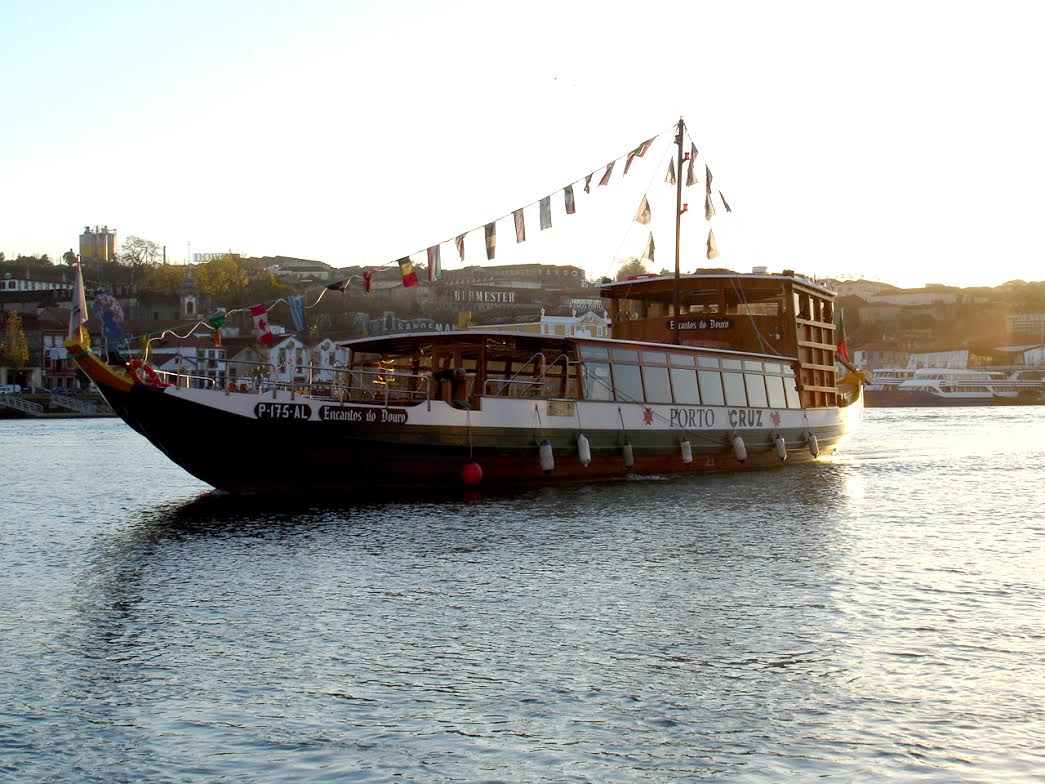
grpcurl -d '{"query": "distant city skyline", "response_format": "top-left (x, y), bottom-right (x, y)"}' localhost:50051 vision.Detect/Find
top-left (3, 1), bottom-right (1043, 290)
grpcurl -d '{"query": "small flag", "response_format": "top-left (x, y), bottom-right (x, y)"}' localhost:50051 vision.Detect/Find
top-left (427, 245), bottom-right (441, 281)
top-left (485, 222), bottom-right (496, 260)
top-left (583, 173), bottom-right (593, 193)
top-left (642, 232), bottom-right (655, 262)
top-left (398, 257), bottom-right (419, 288)
top-left (206, 313), bottom-right (226, 330)
top-left (686, 143), bottom-right (698, 186)
top-left (623, 137), bottom-right (655, 175)
top-left (634, 195), bottom-right (651, 225)
top-left (705, 164), bottom-right (713, 195)
top-left (213, 328), bottom-right (221, 348)
top-left (455, 233), bottom-right (466, 261)
top-left (326, 277), bottom-right (351, 292)
top-left (250, 303), bottom-right (273, 345)
top-left (719, 190), bottom-right (732, 213)
top-left (564, 184), bottom-right (576, 214)
top-left (363, 268), bottom-right (375, 294)
top-left (705, 192), bottom-right (716, 221)
top-left (539, 196), bottom-right (552, 230)
top-left (665, 161), bottom-right (676, 185)
top-left (707, 228), bottom-right (719, 260)
top-left (598, 161), bottom-right (615, 187)
top-left (513, 208), bottom-right (526, 243)
top-left (288, 294), bottom-right (307, 332)
top-left (68, 262), bottom-right (88, 340)
top-left (836, 310), bottom-right (850, 362)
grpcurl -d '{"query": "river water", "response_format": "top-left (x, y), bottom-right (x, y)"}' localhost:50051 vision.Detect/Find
top-left (0, 409), bottom-right (1042, 782)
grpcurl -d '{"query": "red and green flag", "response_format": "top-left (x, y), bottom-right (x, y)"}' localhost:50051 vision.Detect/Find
top-left (484, 222), bottom-right (496, 260)
top-left (598, 161), bottom-right (615, 187)
top-left (539, 196), bottom-right (552, 230)
top-left (427, 245), bottom-right (441, 281)
top-left (513, 208), bottom-right (526, 243)
top-left (624, 137), bottom-right (655, 174)
top-left (836, 310), bottom-right (850, 362)
top-left (564, 184), bottom-right (576, 214)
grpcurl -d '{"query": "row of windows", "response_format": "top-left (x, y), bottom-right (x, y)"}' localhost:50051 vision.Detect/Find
top-left (581, 362), bottom-right (802, 408)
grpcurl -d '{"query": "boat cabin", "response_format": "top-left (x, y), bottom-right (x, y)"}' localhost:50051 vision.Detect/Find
top-left (600, 271), bottom-right (839, 408)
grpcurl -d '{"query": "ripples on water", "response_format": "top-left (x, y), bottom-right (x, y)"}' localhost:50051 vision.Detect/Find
top-left (0, 410), bottom-right (1042, 782)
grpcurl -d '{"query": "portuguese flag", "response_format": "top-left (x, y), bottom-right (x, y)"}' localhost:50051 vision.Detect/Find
top-left (836, 310), bottom-right (850, 362)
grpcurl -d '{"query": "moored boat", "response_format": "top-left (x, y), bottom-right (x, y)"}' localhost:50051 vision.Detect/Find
top-left (64, 119), bottom-right (864, 493)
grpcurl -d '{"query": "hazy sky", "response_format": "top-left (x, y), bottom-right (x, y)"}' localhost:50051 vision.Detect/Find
top-left (2, 0), bottom-right (1042, 288)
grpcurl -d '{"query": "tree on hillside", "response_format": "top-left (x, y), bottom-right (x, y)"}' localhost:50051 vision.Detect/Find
top-left (195, 255), bottom-right (250, 302)
top-left (140, 263), bottom-right (187, 295)
top-left (119, 236), bottom-right (161, 267)
top-left (616, 258), bottom-right (650, 281)
top-left (1, 312), bottom-right (29, 369)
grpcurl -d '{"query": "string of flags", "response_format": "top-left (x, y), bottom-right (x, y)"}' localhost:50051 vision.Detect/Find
top-left (629, 129), bottom-right (733, 266)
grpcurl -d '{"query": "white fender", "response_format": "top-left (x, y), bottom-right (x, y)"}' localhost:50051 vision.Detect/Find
top-left (622, 442), bottom-right (635, 469)
top-left (806, 432), bottom-right (819, 458)
top-left (680, 438), bottom-right (693, 464)
top-left (577, 433), bottom-right (591, 467)
top-left (774, 435), bottom-right (788, 461)
top-left (539, 438), bottom-right (555, 473)
top-left (732, 435), bottom-right (747, 463)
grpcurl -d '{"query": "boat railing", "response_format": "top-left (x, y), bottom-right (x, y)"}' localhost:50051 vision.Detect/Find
top-left (155, 369), bottom-right (218, 389)
top-left (484, 352), bottom-right (572, 398)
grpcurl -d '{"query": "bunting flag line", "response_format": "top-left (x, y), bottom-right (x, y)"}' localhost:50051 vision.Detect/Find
top-left (583, 173), bottom-right (593, 194)
top-left (634, 195), bottom-right (651, 225)
top-left (325, 277), bottom-right (351, 292)
top-left (206, 313), bottom-right (226, 329)
top-left (705, 164), bottom-right (713, 195)
top-left (705, 192), bottom-right (716, 221)
top-left (427, 245), bottom-right (441, 281)
top-left (665, 161), bottom-right (676, 185)
top-left (250, 303), bottom-right (274, 345)
top-left (455, 233), bottom-right (466, 262)
top-left (539, 196), bottom-right (552, 230)
top-left (514, 208), bottom-right (526, 243)
top-left (363, 268), bottom-right (375, 294)
top-left (707, 228), bottom-right (719, 260)
top-left (686, 143), bottom-right (698, 186)
top-left (598, 161), bottom-right (615, 187)
top-left (643, 232), bottom-right (655, 262)
top-left (288, 294), bottom-right (307, 332)
top-left (623, 137), bottom-right (655, 174)
top-left (398, 257), bottom-right (419, 288)
top-left (485, 222), bottom-right (496, 260)
top-left (564, 184), bottom-right (576, 214)
top-left (719, 190), bottom-right (732, 213)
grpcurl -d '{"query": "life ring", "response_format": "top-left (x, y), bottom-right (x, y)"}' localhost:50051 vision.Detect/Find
top-left (126, 359), bottom-right (170, 388)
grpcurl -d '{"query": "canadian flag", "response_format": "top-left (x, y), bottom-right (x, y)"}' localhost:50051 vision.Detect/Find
top-left (250, 303), bottom-right (273, 345)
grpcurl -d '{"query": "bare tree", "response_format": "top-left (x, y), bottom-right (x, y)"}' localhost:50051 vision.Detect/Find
top-left (119, 236), bottom-right (161, 267)
top-left (615, 257), bottom-right (650, 281)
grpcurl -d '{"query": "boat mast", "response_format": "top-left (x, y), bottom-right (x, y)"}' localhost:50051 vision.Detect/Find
top-left (673, 117), bottom-right (685, 345)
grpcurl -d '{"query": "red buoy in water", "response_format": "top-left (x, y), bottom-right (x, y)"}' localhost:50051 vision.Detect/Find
top-left (461, 462), bottom-right (483, 486)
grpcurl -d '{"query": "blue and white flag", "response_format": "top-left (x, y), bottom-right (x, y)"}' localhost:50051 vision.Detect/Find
top-left (288, 294), bottom-right (307, 332)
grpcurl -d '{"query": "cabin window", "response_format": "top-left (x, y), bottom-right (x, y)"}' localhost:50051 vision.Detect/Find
top-left (670, 353), bottom-right (695, 367)
top-left (612, 364), bottom-right (643, 403)
top-left (611, 347), bottom-right (639, 362)
top-left (765, 375), bottom-right (787, 408)
top-left (698, 370), bottom-right (725, 406)
top-left (643, 351), bottom-right (668, 365)
top-left (764, 362), bottom-right (784, 374)
top-left (743, 360), bottom-right (763, 372)
top-left (671, 368), bottom-right (700, 404)
top-left (721, 358), bottom-right (743, 370)
top-left (582, 362), bottom-right (613, 401)
top-left (783, 372), bottom-right (801, 408)
top-left (722, 372), bottom-right (747, 406)
top-left (642, 366), bottom-right (672, 403)
top-left (580, 345), bottom-right (609, 360)
top-left (698, 356), bottom-right (719, 369)
top-left (744, 374), bottom-right (768, 407)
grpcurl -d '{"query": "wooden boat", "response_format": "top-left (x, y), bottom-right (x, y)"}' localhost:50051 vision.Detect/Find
top-left (65, 120), bottom-right (863, 493)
